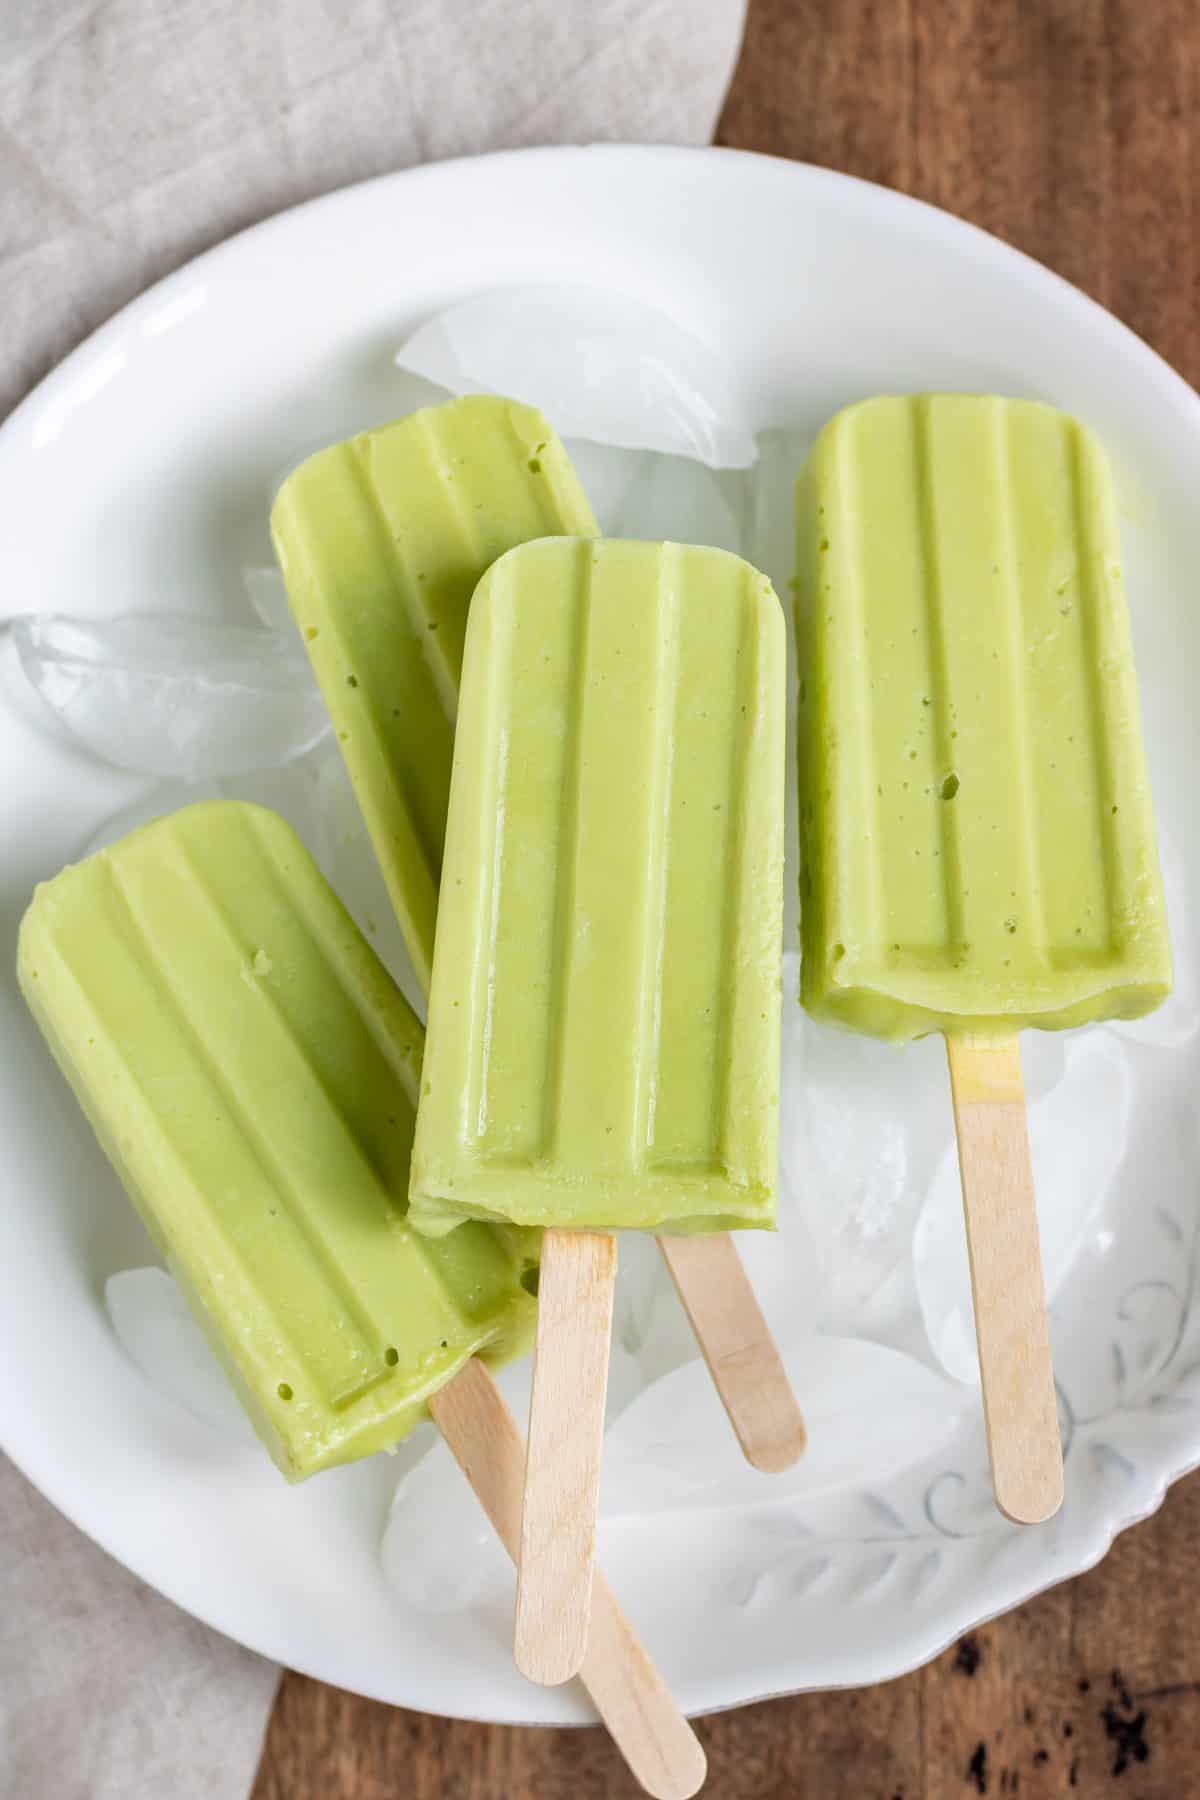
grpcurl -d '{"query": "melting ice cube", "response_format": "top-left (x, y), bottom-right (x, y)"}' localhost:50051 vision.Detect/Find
top-left (779, 957), bottom-right (949, 1336)
top-left (395, 284), bottom-right (757, 468)
top-left (105, 1267), bottom-right (255, 1442)
top-left (568, 440), bottom-right (749, 555)
top-left (242, 564), bottom-right (293, 637)
top-left (9, 612), bottom-right (329, 779)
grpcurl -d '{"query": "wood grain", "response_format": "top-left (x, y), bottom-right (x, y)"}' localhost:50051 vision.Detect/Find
top-left (515, 1229), bottom-right (617, 1686)
top-left (255, 1), bottom-right (1200, 1791)
top-left (946, 1036), bottom-right (1063, 1525)
top-left (658, 1232), bottom-right (806, 1472)
top-left (717, 0), bottom-right (1200, 393)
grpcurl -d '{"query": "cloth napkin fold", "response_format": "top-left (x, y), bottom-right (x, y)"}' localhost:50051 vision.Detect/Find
top-left (0, 1457), bottom-right (279, 1799)
top-left (0, 1), bottom-right (746, 1795)
top-left (0, 0), bottom-right (746, 421)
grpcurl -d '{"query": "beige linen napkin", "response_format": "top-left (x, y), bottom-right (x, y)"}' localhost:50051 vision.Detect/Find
top-left (0, 1), bottom-right (747, 1795)
top-left (0, 0), bottom-right (746, 420)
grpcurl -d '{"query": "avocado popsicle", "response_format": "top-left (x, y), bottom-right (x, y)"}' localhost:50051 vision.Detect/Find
top-left (17, 802), bottom-right (705, 1798)
top-left (271, 395), bottom-right (598, 996)
top-left (410, 537), bottom-right (786, 1238)
top-left (409, 537), bottom-right (787, 1683)
top-left (18, 799), bottom-right (536, 1479)
top-left (794, 394), bottom-right (1171, 1523)
top-left (796, 393), bottom-right (1170, 1039)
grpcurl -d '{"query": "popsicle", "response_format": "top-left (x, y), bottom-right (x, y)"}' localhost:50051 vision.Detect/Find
top-left (271, 395), bottom-right (599, 997)
top-left (795, 394), bottom-right (1171, 1522)
top-left (18, 801), bottom-right (706, 1799)
top-left (409, 537), bottom-right (788, 1681)
top-left (19, 799), bottom-right (536, 1476)
top-left (273, 398), bottom-right (805, 1481)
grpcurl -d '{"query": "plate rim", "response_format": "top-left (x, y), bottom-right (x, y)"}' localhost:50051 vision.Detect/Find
top-left (3, 139), bottom-right (1199, 1723)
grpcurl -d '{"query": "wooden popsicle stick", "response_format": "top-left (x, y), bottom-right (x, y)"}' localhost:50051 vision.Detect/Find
top-left (430, 1359), bottom-right (706, 1800)
top-left (514, 1227), bottom-right (617, 1685)
top-left (656, 1233), bottom-right (807, 1472)
top-left (945, 1033), bottom-right (1064, 1526)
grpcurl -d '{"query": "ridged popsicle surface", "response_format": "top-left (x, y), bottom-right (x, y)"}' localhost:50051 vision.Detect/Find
top-left (271, 397), bottom-right (598, 994)
top-left (18, 802), bottom-right (536, 1478)
top-left (410, 538), bottom-right (785, 1237)
top-left (795, 394), bottom-right (1171, 1041)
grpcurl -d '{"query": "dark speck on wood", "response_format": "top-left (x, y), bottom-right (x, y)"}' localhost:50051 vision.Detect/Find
top-left (967, 1743), bottom-right (988, 1794)
top-left (1100, 1691), bottom-right (1150, 1777)
top-left (955, 1636), bottom-right (983, 1678)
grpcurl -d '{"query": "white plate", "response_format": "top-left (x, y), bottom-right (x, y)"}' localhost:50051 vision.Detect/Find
top-left (2, 145), bottom-right (1199, 1724)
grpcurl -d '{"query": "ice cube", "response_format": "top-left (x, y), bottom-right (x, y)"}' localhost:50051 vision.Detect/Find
top-left (381, 1359), bottom-right (516, 1609)
top-left (395, 284), bottom-right (757, 468)
top-left (731, 1208), bottom-right (824, 1353)
top-left (915, 1029), bottom-right (1133, 1384)
top-left (307, 746), bottom-right (423, 1009)
top-left (0, 624), bottom-right (69, 739)
top-left (554, 441), bottom-right (647, 530)
top-left (567, 440), bottom-right (748, 553)
top-left (222, 748), bottom-right (345, 859)
top-left (618, 1172), bottom-right (825, 1394)
top-left (105, 1267), bottom-right (255, 1442)
top-left (778, 952), bottom-right (1074, 1346)
top-left (609, 1231), bottom-right (681, 1404)
top-left (242, 564), bottom-right (293, 636)
top-left (604, 1340), bottom-right (646, 1426)
top-left (779, 955), bottom-right (949, 1336)
top-left (475, 1346), bottom-right (638, 1437)
top-left (77, 739), bottom-right (332, 862)
top-left (747, 427), bottom-right (811, 600)
top-left (611, 1229), bottom-right (670, 1359)
top-left (9, 613), bottom-right (330, 779)
top-left (568, 440), bottom-right (749, 553)
top-left (601, 1336), bottom-right (965, 1517)
top-left (617, 1226), bottom-right (718, 1392)
top-left (630, 1277), bottom-right (708, 1392)
top-left (380, 1346), bottom-right (645, 1620)
top-left (382, 1430), bottom-right (512, 1616)
top-left (596, 975), bottom-right (822, 1392)
top-left (9, 612), bottom-right (331, 781)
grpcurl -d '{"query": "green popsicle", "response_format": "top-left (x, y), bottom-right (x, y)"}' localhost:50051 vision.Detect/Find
top-left (18, 801), bottom-right (536, 1480)
top-left (794, 393), bottom-right (1172, 1526)
top-left (408, 536), bottom-right (786, 1685)
top-left (409, 537), bottom-right (786, 1239)
top-left (795, 393), bottom-right (1171, 1041)
top-left (271, 396), bottom-right (598, 995)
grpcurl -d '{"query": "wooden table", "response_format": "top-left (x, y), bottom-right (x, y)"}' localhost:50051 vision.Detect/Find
top-left (253, 3), bottom-right (1200, 1793)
